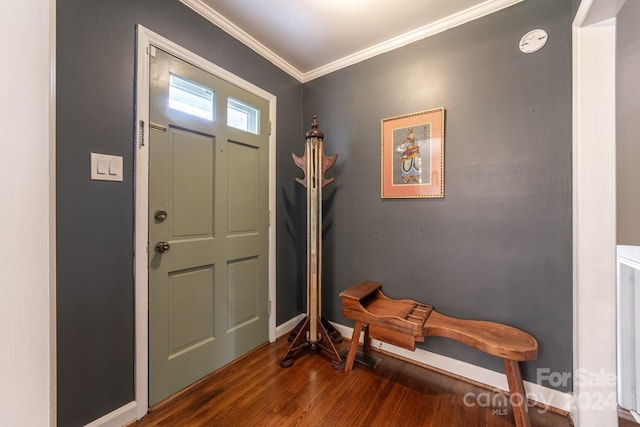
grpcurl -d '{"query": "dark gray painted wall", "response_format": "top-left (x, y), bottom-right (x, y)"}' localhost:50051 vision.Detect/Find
top-left (616, 0), bottom-right (640, 245)
top-left (303, 0), bottom-right (573, 391)
top-left (56, 0), bottom-right (302, 425)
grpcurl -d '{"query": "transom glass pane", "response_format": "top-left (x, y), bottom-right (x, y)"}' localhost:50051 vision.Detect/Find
top-left (227, 97), bottom-right (259, 135)
top-left (169, 73), bottom-right (214, 121)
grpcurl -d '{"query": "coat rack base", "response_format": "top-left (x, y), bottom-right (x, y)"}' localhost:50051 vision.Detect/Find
top-left (279, 315), bottom-right (344, 370)
top-left (286, 316), bottom-right (343, 344)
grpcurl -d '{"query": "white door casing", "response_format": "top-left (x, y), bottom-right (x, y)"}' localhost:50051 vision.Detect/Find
top-left (134, 25), bottom-right (277, 418)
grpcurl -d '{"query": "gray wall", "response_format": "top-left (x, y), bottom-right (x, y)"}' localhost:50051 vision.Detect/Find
top-left (56, 0), bottom-right (302, 425)
top-left (303, 0), bottom-right (573, 391)
top-left (617, 0), bottom-right (640, 245)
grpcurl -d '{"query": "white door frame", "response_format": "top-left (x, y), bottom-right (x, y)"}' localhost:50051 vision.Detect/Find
top-left (133, 25), bottom-right (277, 418)
top-left (572, 0), bottom-right (624, 425)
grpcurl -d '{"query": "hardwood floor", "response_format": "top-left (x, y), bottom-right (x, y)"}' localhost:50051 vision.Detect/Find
top-left (135, 336), bottom-right (574, 426)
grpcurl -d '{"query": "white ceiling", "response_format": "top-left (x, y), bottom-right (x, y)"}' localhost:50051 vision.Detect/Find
top-left (180, 0), bottom-right (524, 82)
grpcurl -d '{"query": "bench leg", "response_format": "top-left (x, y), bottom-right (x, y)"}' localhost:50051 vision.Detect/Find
top-left (344, 321), bottom-right (364, 372)
top-left (504, 359), bottom-right (531, 427)
top-left (362, 322), bottom-right (371, 354)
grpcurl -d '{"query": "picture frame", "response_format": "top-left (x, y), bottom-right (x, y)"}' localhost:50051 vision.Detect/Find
top-left (381, 107), bottom-right (445, 199)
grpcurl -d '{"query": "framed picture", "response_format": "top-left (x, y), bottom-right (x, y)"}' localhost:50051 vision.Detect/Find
top-left (381, 107), bottom-right (445, 199)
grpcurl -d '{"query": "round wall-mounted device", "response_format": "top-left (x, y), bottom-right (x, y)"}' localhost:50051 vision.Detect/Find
top-left (519, 29), bottom-right (548, 53)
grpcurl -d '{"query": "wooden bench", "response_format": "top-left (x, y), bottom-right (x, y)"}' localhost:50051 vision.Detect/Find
top-left (340, 280), bottom-right (538, 427)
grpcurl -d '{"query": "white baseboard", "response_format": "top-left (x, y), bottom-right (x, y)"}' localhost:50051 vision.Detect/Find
top-left (330, 321), bottom-right (572, 413)
top-left (84, 401), bottom-right (137, 427)
top-left (276, 313), bottom-right (306, 338)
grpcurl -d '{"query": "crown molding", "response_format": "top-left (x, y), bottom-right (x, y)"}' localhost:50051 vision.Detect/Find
top-left (302, 0), bottom-right (523, 82)
top-left (181, 0), bottom-right (523, 83)
top-left (179, 0), bottom-right (304, 82)
top-left (574, 0), bottom-right (625, 26)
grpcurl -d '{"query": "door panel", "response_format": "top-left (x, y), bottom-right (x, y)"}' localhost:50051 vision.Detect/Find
top-left (227, 141), bottom-right (260, 234)
top-left (149, 48), bottom-right (269, 405)
top-left (168, 265), bottom-right (215, 355)
top-left (227, 257), bottom-right (259, 331)
top-left (171, 128), bottom-right (215, 238)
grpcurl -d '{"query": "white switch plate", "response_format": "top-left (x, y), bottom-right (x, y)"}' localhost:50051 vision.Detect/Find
top-left (91, 152), bottom-right (123, 182)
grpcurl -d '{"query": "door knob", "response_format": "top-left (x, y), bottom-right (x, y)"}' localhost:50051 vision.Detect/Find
top-left (155, 241), bottom-right (170, 253)
top-left (154, 209), bottom-right (168, 222)
top-left (153, 209), bottom-right (169, 222)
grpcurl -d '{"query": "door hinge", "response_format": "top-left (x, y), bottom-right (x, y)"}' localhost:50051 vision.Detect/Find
top-left (268, 300), bottom-right (272, 316)
top-left (138, 119), bottom-right (145, 148)
top-left (268, 210), bottom-right (272, 226)
top-left (149, 121), bottom-right (167, 132)
top-left (268, 120), bottom-right (272, 136)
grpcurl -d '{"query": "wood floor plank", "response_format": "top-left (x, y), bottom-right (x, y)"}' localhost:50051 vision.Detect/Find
top-left (135, 336), bottom-right (574, 427)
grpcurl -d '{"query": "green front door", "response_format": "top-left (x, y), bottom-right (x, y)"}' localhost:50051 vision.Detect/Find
top-left (148, 48), bottom-right (270, 405)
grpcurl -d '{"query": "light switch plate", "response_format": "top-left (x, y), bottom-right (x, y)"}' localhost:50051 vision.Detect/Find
top-left (91, 152), bottom-right (123, 182)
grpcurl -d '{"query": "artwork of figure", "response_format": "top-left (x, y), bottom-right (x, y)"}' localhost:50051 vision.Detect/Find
top-left (382, 108), bottom-right (443, 199)
top-left (392, 124), bottom-right (430, 185)
top-left (396, 127), bottom-right (421, 183)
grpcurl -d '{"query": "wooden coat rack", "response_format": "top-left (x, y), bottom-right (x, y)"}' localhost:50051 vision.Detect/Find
top-left (280, 116), bottom-right (343, 369)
